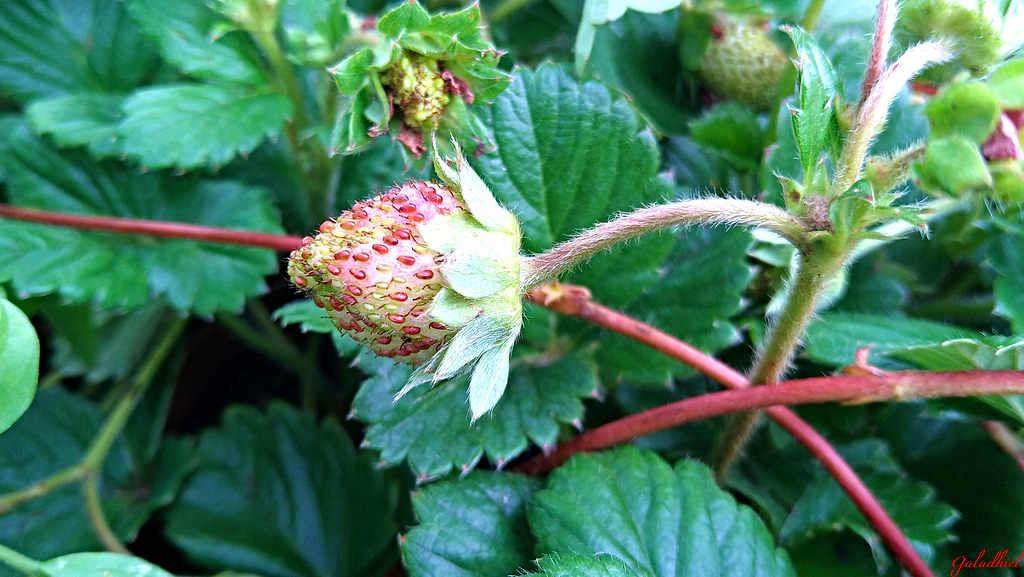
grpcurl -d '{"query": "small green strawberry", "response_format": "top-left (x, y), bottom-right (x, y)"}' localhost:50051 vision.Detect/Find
top-left (698, 20), bottom-right (787, 110)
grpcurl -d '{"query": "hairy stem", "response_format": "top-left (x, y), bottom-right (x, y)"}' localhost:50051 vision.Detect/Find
top-left (0, 205), bottom-right (304, 251)
top-left (858, 0), bottom-right (896, 110)
top-left (831, 40), bottom-right (953, 196)
top-left (520, 198), bottom-right (806, 288)
top-left (713, 238), bottom-right (848, 476)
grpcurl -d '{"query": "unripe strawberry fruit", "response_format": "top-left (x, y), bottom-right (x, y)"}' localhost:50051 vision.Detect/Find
top-left (382, 53), bottom-right (452, 132)
top-left (699, 22), bottom-right (787, 110)
top-left (288, 181), bottom-right (465, 363)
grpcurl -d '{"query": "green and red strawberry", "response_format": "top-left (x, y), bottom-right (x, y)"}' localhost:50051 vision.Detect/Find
top-left (288, 181), bottom-right (464, 363)
top-left (289, 147), bottom-right (525, 418)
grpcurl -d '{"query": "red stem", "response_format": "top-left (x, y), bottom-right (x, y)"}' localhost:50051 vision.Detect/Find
top-left (0, 204), bottom-right (305, 252)
top-left (522, 285), bottom-right (942, 577)
top-left (516, 371), bottom-right (1024, 472)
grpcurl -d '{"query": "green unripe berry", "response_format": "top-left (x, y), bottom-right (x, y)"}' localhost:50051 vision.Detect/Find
top-left (698, 21), bottom-right (788, 110)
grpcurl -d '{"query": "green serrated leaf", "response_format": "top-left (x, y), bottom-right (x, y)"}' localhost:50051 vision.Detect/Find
top-left (48, 303), bottom-right (169, 384)
top-left (592, 228), bottom-right (752, 385)
top-left (529, 553), bottom-right (649, 577)
top-left (989, 227), bottom-right (1024, 333)
top-left (0, 388), bottom-right (189, 567)
top-left (878, 405), bottom-right (1024, 558)
top-left (781, 440), bottom-right (958, 573)
top-left (586, 10), bottom-right (694, 134)
top-left (783, 25), bottom-right (842, 177)
top-left (0, 299), bottom-right (38, 435)
top-left (803, 312), bottom-right (979, 368)
top-left (689, 104), bottom-right (766, 171)
top-left (26, 93), bottom-right (125, 157)
top-left (127, 0), bottom-right (266, 85)
top-left (529, 447), bottom-right (796, 577)
top-left (925, 82), bottom-right (1001, 143)
top-left (273, 300), bottom-right (361, 357)
top-left (165, 403), bottom-right (397, 577)
top-left (353, 351), bottom-right (598, 478)
top-left (119, 85), bottom-right (292, 170)
top-left (273, 300), bottom-right (335, 334)
top-left (0, 119), bottom-right (282, 314)
top-left (0, 0), bottom-right (159, 102)
top-left (378, 0), bottom-right (431, 36)
top-left (402, 472), bottom-right (541, 577)
top-left (42, 552), bottom-right (175, 577)
top-left (473, 62), bottom-right (673, 262)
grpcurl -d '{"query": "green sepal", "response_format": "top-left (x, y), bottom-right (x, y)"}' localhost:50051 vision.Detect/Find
top-left (418, 211), bottom-right (488, 253)
top-left (989, 161), bottom-right (1024, 202)
top-left (435, 143), bottom-right (521, 235)
top-left (429, 5), bottom-right (490, 52)
top-left (331, 48), bottom-right (374, 94)
top-left (784, 25), bottom-right (842, 178)
top-left (325, 1), bottom-right (509, 159)
top-left (925, 82), bottom-right (1001, 144)
top-left (377, 1), bottom-right (431, 36)
top-left (429, 288), bottom-right (483, 328)
top-left (330, 88), bottom-right (373, 155)
top-left (394, 314), bottom-right (508, 400)
top-left (443, 233), bottom-right (521, 299)
top-left (468, 334), bottom-right (517, 421)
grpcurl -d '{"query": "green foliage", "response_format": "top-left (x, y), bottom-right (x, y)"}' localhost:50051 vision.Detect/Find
top-left (0, 0), bottom-right (1021, 576)
top-left (43, 552), bottom-right (176, 577)
top-left (353, 352), bottom-right (598, 478)
top-left (529, 447), bottom-right (796, 576)
top-left (165, 403), bottom-right (397, 577)
top-left (0, 298), bottom-right (38, 435)
top-left (781, 441), bottom-right (959, 573)
top-left (401, 472), bottom-right (540, 576)
top-left (0, 388), bottom-right (190, 572)
top-left (784, 25), bottom-right (842, 183)
top-left (0, 118), bottom-right (283, 314)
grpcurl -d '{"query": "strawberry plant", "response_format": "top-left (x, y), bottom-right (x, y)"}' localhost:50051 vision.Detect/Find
top-left (1, 0), bottom-right (1024, 576)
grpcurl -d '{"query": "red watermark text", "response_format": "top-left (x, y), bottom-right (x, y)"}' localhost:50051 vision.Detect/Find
top-left (951, 550), bottom-right (1023, 576)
